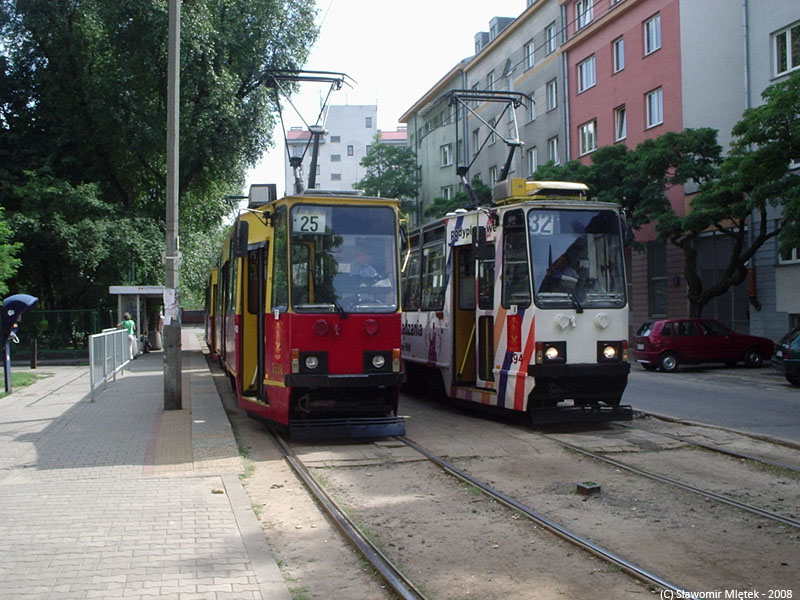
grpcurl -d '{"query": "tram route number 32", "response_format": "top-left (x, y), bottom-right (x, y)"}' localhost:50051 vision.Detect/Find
top-left (293, 208), bottom-right (327, 233)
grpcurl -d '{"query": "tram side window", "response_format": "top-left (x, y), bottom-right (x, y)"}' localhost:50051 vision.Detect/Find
top-left (402, 234), bottom-right (421, 310)
top-left (502, 210), bottom-right (531, 308)
top-left (271, 206), bottom-right (288, 310)
top-left (247, 251), bottom-right (260, 315)
top-left (478, 250), bottom-right (495, 310)
top-left (421, 227), bottom-right (446, 310)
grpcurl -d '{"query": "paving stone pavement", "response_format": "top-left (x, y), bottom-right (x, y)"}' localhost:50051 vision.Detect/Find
top-left (0, 328), bottom-right (290, 600)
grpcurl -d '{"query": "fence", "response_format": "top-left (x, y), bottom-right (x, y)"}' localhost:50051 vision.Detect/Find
top-left (88, 328), bottom-right (130, 401)
top-left (12, 309), bottom-right (110, 364)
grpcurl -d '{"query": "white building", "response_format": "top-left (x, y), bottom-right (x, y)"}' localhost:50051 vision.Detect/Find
top-left (284, 105), bottom-right (379, 193)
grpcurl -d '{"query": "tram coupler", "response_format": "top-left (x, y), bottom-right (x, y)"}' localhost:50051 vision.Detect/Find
top-left (289, 416), bottom-right (406, 440)
top-left (528, 404), bottom-right (633, 425)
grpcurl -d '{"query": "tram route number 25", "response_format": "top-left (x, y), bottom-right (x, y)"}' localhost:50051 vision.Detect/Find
top-left (293, 208), bottom-right (327, 233)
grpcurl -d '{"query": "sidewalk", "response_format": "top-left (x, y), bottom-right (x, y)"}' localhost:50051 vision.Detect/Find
top-left (0, 328), bottom-right (290, 600)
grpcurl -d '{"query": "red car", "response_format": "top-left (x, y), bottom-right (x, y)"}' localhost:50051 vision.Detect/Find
top-left (633, 318), bottom-right (773, 372)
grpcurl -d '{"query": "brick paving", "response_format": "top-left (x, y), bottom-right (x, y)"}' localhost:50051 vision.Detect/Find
top-left (0, 328), bottom-right (289, 600)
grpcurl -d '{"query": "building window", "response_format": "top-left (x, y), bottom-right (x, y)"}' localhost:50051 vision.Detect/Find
top-left (577, 55), bottom-right (596, 92)
top-left (528, 93), bottom-right (536, 122)
top-left (779, 244), bottom-right (800, 264)
top-left (365, 116), bottom-right (373, 128)
top-left (578, 120), bottom-right (597, 156)
top-left (331, 154), bottom-right (341, 162)
top-left (526, 146), bottom-right (538, 176)
top-left (646, 87), bottom-right (663, 128)
top-left (441, 143), bottom-right (453, 166)
top-left (441, 186), bottom-right (453, 200)
top-left (612, 37), bottom-right (625, 72)
top-left (774, 22), bottom-right (800, 76)
top-left (576, 0), bottom-right (593, 30)
top-left (524, 40), bottom-right (535, 69)
top-left (330, 135), bottom-right (341, 143)
top-left (331, 173), bottom-right (341, 181)
top-left (644, 13), bottom-right (661, 55)
top-left (548, 136), bottom-right (559, 164)
top-left (472, 128), bottom-right (480, 155)
top-left (545, 22), bottom-right (557, 54)
top-left (614, 105), bottom-right (627, 141)
top-left (487, 70), bottom-right (495, 91)
top-left (546, 79), bottom-right (557, 111)
top-left (347, 145), bottom-right (354, 156)
top-left (489, 119), bottom-right (496, 145)
top-left (489, 166), bottom-right (498, 186)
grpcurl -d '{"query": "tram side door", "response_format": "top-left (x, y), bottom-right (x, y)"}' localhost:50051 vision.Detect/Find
top-left (475, 233), bottom-right (496, 388)
top-left (241, 246), bottom-right (268, 400)
top-left (453, 245), bottom-right (476, 385)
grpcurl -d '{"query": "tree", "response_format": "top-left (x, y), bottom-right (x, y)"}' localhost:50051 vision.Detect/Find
top-left (0, 205), bottom-right (21, 298)
top-left (355, 134), bottom-right (419, 213)
top-left (0, 0), bottom-right (318, 308)
top-left (423, 177), bottom-right (492, 219)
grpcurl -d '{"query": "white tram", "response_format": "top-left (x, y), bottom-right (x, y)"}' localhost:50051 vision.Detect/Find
top-left (401, 179), bottom-right (632, 422)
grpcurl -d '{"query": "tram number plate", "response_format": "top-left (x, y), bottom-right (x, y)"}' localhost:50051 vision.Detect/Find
top-left (636, 343), bottom-right (644, 350)
top-left (293, 208), bottom-right (327, 233)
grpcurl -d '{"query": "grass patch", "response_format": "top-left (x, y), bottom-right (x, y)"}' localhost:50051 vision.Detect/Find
top-left (0, 371), bottom-right (50, 399)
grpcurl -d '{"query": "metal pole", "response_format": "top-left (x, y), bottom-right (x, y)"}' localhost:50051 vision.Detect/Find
top-left (164, 0), bottom-right (182, 409)
top-left (3, 341), bottom-right (11, 394)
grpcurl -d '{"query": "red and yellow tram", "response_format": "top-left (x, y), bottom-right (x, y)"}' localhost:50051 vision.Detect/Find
top-left (206, 184), bottom-right (405, 439)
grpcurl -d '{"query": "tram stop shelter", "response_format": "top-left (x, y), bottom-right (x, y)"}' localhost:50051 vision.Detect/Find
top-left (108, 286), bottom-right (165, 350)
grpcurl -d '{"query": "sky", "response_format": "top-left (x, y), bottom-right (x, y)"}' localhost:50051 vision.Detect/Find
top-left (244, 0), bottom-right (527, 197)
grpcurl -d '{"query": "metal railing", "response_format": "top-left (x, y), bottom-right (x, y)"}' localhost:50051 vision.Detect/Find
top-left (89, 328), bottom-right (130, 401)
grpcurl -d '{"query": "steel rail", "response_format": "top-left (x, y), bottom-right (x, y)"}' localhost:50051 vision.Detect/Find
top-left (397, 435), bottom-right (689, 596)
top-left (614, 422), bottom-right (800, 473)
top-left (267, 428), bottom-right (428, 600)
top-left (550, 438), bottom-right (800, 529)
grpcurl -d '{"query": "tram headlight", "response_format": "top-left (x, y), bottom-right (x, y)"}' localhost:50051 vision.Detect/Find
top-left (535, 341), bottom-right (567, 365)
top-left (364, 351), bottom-right (392, 373)
top-left (305, 355), bottom-right (319, 370)
top-left (597, 341), bottom-right (628, 363)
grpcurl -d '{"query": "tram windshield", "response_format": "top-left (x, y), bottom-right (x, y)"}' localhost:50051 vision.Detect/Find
top-left (289, 204), bottom-right (398, 313)
top-left (529, 208), bottom-right (626, 310)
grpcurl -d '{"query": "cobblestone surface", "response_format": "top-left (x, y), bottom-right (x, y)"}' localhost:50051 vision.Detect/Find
top-left (0, 328), bottom-right (289, 600)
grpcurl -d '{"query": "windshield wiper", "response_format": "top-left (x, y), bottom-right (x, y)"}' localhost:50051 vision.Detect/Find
top-left (333, 299), bottom-right (349, 319)
top-left (567, 291), bottom-right (584, 314)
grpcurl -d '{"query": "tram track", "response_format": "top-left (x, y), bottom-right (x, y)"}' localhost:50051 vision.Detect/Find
top-left (269, 425), bottom-right (689, 597)
top-left (267, 426), bottom-right (428, 600)
top-left (613, 420), bottom-right (800, 474)
top-left (542, 435), bottom-right (800, 529)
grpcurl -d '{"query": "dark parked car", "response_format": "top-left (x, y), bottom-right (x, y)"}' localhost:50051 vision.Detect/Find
top-left (633, 318), bottom-right (773, 372)
top-left (773, 326), bottom-right (800, 386)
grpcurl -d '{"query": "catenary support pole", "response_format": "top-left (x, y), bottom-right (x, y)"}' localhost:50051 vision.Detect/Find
top-left (164, 0), bottom-right (182, 410)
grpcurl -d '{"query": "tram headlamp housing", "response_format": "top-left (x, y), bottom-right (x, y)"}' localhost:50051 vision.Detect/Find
top-left (295, 350), bottom-right (328, 374)
top-left (535, 341), bottom-right (566, 364)
top-left (597, 341), bottom-right (628, 363)
top-left (364, 351), bottom-right (394, 373)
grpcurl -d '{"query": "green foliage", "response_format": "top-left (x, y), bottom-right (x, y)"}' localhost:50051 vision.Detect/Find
top-left (0, 205), bottom-right (21, 297)
top-left (355, 134), bottom-right (419, 214)
top-left (0, 0), bottom-right (319, 310)
top-left (424, 177), bottom-right (491, 220)
top-left (180, 225), bottom-right (227, 309)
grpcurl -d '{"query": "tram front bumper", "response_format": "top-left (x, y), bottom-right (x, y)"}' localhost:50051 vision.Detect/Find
top-left (285, 372), bottom-right (403, 388)
top-left (527, 362), bottom-right (630, 403)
